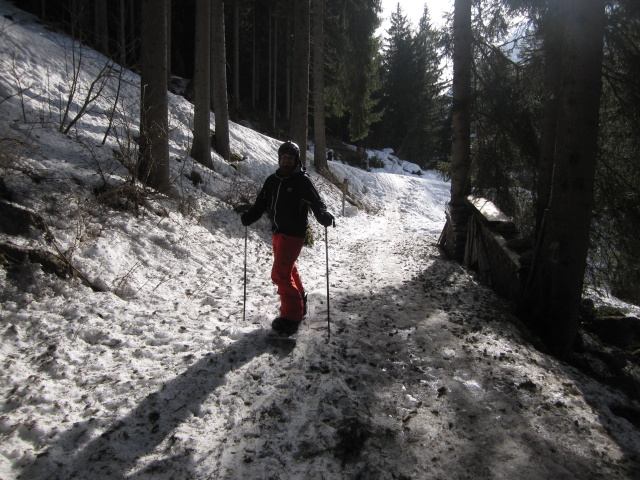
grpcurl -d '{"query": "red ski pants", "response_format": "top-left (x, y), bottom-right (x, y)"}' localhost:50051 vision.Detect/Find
top-left (271, 233), bottom-right (305, 322)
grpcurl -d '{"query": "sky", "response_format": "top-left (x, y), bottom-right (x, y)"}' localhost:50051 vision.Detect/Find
top-left (1, 1), bottom-right (640, 479)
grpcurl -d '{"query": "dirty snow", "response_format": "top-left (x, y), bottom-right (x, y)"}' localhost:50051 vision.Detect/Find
top-left (0, 2), bottom-right (639, 479)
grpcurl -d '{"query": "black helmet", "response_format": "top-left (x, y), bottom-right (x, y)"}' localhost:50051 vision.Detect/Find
top-left (278, 141), bottom-right (300, 163)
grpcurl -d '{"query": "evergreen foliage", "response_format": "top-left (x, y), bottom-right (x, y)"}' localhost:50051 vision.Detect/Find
top-left (470, 6), bottom-right (541, 238)
top-left (376, 4), bottom-right (449, 168)
top-left (589, 0), bottom-right (640, 303)
top-left (465, 0), bottom-right (640, 308)
top-left (323, 0), bottom-right (383, 142)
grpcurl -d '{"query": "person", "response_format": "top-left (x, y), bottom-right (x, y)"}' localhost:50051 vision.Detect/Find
top-left (241, 141), bottom-right (335, 336)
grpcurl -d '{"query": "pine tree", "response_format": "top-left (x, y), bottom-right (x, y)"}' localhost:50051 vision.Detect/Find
top-left (139, 0), bottom-right (170, 192)
top-left (291, 0), bottom-right (310, 164)
top-left (589, 0), bottom-right (640, 304)
top-left (312, 0), bottom-right (327, 171)
top-left (523, 0), bottom-right (606, 356)
top-left (380, 4), bottom-right (415, 154)
top-left (450, 0), bottom-right (472, 204)
top-left (211, 0), bottom-right (231, 161)
top-left (408, 6), bottom-right (447, 167)
top-left (324, 0), bottom-right (382, 142)
top-left (93, 0), bottom-right (108, 55)
top-left (377, 4), bottom-right (446, 167)
top-left (192, 0), bottom-right (212, 168)
top-left (440, 0), bottom-right (472, 262)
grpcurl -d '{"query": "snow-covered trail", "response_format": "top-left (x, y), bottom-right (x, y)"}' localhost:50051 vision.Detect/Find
top-left (0, 177), bottom-right (633, 480)
top-left (306, 217), bottom-right (627, 479)
top-left (16, 198), bottom-right (638, 480)
top-left (208, 209), bottom-right (638, 479)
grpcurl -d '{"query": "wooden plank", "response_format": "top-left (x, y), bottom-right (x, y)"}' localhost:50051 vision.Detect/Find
top-left (466, 195), bottom-right (514, 228)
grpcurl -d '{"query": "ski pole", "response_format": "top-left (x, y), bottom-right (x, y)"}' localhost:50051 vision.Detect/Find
top-left (325, 225), bottom-right (331, 340)
top-left (243, 226), bottom-right (248, 323)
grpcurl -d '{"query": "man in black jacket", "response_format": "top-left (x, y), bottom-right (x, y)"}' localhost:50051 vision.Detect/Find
top-left (241, 141), bottom-right (335, 335)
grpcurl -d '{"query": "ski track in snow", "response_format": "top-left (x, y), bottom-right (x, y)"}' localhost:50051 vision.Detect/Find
top-left (0, 2), bottom-right (639, 479)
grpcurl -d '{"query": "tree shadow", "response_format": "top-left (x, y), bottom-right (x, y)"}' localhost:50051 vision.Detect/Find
top-left (410, 254), bottom-right (640, 478)
top-left (281, 250), bottom-right (640, 479)
top-left (18, 328), bottom-right (288, 480)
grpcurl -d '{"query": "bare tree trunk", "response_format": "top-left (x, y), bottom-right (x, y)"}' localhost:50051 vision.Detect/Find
top-left (312, 0), bottom-right (327, 171)
top-left (211, 0), bottom-right (231, 161)
top-left (272, 8), bottom-right (278, 129)
top-left (118, 0), bottom-right (126, 67)
top-left (285, 14), bottom-right (291, 122)
top-left (167, 0), bottom-right (172, 83)
top-left (450, 0), bottom-right (472, 203)
top-left (69, 0), bottom-right (81, 40)
top-left (93, 0), bottom-right (109, 54)
top-left (139, 0), bottom-right (170, 192)
top-left (268, 5), bottom-right (273, 117)
top-left (291, 0), bottom-right (310, 165)
top-left (128, 0), bottom-right (138, 63)
top-left (233, 1), bottom-right (240, 109)
top-left (192, 0), bottom-right (213, 168)
top-left (523, 0), bottom-right (606, 357)
top-left (535, 0), bottom-right (564, 236)
top-left (252, 5), bottom-right (257, 108)
top-left (441, 0), bottom-right (473, 261)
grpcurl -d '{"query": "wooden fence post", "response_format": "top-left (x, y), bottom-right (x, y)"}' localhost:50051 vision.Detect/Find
top-left (342, 178), bottom-right (349, 216)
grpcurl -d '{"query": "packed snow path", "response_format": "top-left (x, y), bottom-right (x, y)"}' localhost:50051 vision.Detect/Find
top-left (16, 207), bottom-right (639, 479)
top-left (213, 204), bottom-right (638, 480)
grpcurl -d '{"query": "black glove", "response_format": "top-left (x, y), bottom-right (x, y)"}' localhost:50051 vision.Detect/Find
top-left (240, 212), bottom-right (252, 226)
top-left (318, 212), bottom-right (335, 227)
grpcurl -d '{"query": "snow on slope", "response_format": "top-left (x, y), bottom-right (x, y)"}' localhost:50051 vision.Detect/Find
top-left (0, 2), bottom-right (639, 479)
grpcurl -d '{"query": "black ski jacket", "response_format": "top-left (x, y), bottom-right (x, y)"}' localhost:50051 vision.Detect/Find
top-left (242, 169), bottom-right (332, 238)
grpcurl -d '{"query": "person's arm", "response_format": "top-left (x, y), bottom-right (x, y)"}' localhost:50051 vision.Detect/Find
top-left (241, 178), bottom-right (271, 226)
top-left (302, 177), bottom-right (335, 227)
